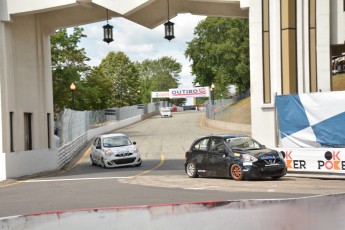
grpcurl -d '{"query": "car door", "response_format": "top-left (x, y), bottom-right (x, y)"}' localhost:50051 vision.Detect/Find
top-left (92, 137), bottom-right (102, 162)
top-left (207, 137), bottom-right (229, 177)
top-left (190, 137), bottom-right (210, 176)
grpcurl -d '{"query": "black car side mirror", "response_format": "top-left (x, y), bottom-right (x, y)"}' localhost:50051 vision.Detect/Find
top-left (133, 141), bottom-right (137, 145)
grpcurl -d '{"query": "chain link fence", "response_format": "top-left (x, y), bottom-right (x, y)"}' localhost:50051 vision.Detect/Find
top-left (205, 90), bottom-right (251, 122)
top-left (55, 102), bottom-right (169, 147)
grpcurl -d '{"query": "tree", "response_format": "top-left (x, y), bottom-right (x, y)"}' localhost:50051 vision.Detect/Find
top-left (76, 67), bottom-right (114, 110)
top-left (51, 27), bottom-right (90, 113)
top-left (136, 57), bottom-right (183, 104)
top-left (185, 17), bottom-right (249, 98)
top-left (99, 51), bottom-right (140, 107)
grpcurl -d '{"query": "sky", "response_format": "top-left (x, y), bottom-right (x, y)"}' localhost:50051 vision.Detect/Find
top-left (78, 14), bottom-right (206, 90)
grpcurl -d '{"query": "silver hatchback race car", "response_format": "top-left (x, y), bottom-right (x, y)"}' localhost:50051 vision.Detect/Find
top-left (90, 133), bottom-right (142, 168)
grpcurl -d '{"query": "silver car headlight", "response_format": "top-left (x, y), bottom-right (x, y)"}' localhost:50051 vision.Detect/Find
top-left (133, 148), bottom-right (139, 155)
top-left (104, 149), bottom-right (112, 156)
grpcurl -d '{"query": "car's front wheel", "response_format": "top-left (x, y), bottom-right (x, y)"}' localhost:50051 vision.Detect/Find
top-left (100, 158), bottom-right (107, 168)
top-left (186, 162), bottom-right (199, 178)
top-left (230, 164), bottom-right (243, 180)
top-left (90, 155), bottom-right (96, 166)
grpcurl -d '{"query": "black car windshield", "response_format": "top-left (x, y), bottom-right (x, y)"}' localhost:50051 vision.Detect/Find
top-left (225, 136), bottom-right (261, 150)
top-left (102, 136), bottom-right (132, 148)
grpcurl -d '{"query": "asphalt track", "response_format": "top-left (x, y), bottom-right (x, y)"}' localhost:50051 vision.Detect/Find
top-left (0, 111), bottom-right (345, 218)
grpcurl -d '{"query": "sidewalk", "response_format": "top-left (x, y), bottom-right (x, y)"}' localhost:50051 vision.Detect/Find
top-left (286, 172), bottom-right (345, 180)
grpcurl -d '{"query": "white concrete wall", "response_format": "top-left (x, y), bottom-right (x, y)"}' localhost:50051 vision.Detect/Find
top-left (0, 194), bottom-right (344, 229)
top-left (6, 0), bottom-right (78, 15)
top-left (1, 14), bottom-right (54, 152)
top-left (248, 0), bottom-right (277, 147)
top-left (4, 149), bottom-right (59, 179)
top-left (316, 0), bottom-right (331, 92)
top-left (330, 0), bottom-right (345, 45)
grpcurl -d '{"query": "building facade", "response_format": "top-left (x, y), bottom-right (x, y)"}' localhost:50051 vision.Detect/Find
top-left (247, 0), bottom-right (345, 146)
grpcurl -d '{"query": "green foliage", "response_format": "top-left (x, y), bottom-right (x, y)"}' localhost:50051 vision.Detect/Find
top-left (51, 27), bottom-right (90, 113)
top-left (76, 67), bottom-right (114, 110)
top-left (99, 51), bottom-right (140, 107)
top-left (136, 57), bottom-right (184, 104)
top-left (185, 17), bottom-right (249, 98)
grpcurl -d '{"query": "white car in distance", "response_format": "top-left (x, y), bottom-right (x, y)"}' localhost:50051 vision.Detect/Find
top-left (90, 133), bottom-right (142, 168)
top-left (160, 107), bottom-right (172, 118)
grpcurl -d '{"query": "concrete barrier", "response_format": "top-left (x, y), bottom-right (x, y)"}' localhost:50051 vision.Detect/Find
top-left (203, 117), bottom-right (252, 135)
top-left (1, 194), bottom-right (344, 229)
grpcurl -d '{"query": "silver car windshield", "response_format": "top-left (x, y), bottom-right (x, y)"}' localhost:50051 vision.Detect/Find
top-left (225, 137), bottom-right (261, 150)
top-left (102, 136), bottom-right (132, 148)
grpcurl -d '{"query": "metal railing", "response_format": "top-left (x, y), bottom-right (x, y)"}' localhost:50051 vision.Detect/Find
top-left (205, 90), bottom-right (250, 121)
top-left (55, 102), bottom-right (169, 147)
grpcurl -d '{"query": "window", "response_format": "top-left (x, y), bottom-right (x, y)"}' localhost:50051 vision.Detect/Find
top-left (95, 138), bottom-right (101, 149)
top-left (47, 113), bottom-right (51, 148)
top-left (192, 138), bottom-right (209, 151)
top-left (24, 113), bottom-right (32, 150)
top-left (209, 137), bottom-right (224, 152)
top-left (10, 112), bottom-right (14, 152)
top-left (262, 0), bottom-right (271, 103)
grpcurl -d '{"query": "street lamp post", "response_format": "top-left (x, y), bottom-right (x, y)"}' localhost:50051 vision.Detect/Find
top-left (70, 83), bottom-right (76, 110)
top-left (211, 83), bottom-right (215, 105)
top-left (211, 83), bottom-right (215, 120)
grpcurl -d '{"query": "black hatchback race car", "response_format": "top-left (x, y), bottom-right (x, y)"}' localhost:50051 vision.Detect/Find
top-left (184, 134), bottom-right (287, 180)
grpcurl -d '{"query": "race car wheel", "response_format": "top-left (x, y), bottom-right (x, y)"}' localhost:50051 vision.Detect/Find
top-left (186, 162), bottom-right (198, 178)
top-left (90, 155), bottom-right (96, 166)
top-left (100, 158), bottom-right (107, 168)
top-left (230, 164), bottom-right (243, 180)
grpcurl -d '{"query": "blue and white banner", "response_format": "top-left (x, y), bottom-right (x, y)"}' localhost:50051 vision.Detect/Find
top-left (276, 91), bottom-right (345, 148)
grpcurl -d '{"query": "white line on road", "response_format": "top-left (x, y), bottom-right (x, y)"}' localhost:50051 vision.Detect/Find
top-left (185, 186), bottom-right (219, 190)
top-left (23, 177), bottom-right (129, 183)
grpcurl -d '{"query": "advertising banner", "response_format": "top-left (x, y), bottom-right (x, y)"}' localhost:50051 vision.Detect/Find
top-left (276, 148), bottom-right (345, 174)
top-left (276, 91), bottom-right (345, 148)
top-left (169, 87), bottom-right (210, 98)
top-left (151, 92), bottom-right (170, 98)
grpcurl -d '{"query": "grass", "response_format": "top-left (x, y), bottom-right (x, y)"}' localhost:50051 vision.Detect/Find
top-left (217, 73), bottom-right (345, 125)
top-left (332, 73), bottom-right (345, 91)
top-left (216, 97), bottom-right (251, 124)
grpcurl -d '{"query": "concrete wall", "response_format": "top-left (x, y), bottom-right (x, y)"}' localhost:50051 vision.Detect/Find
top-left (0, 193), bottom-right (344, 229)
top-left (204, 118), bottom-right (251, 135)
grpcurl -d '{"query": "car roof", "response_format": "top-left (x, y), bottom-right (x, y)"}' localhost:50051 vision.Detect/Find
top-left (99, 133), bottom-right (127, 138)
top-left (198, 134), bottom-right (249, 139)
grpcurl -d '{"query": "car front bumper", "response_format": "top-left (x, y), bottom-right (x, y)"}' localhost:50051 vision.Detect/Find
top-left (103, 155), bottom-right (142, 168)
top-left (242, 164), bottom-right (287, 179)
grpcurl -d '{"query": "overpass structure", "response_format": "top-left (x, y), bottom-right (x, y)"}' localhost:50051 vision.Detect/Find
top-left (0, 0), bottom-right (344, 180)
